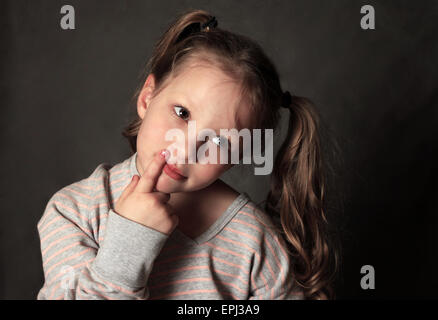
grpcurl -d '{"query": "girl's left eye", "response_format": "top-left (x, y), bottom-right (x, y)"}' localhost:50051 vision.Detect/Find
top-left (173, 105), bottom-right (190, 121)
top-left (211, 136), bottom-right (228, 148)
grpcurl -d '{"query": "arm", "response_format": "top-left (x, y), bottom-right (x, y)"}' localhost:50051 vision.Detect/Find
top-left (37, 195), bottom-right (169, 300)
top-left (247, 228), bottom-right (304, 300)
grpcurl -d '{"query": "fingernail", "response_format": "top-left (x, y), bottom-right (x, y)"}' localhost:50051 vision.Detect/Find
top-left (160, 149), bottom-right (170, 160)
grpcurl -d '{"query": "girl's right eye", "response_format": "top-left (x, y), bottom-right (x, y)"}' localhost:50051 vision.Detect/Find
top-left (173, 105), bottom-right (190, 121)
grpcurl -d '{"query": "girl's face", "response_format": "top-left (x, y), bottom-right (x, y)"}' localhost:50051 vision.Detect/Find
top-left (135, 62), bottom-right (252, 194)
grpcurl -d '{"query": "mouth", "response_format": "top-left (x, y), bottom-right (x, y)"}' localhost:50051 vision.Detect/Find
top-left (163, 163), bottom-right (187, 181)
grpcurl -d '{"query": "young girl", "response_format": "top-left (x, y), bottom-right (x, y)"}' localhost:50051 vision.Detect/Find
top-left (37, 9), bottom-right (338, 300)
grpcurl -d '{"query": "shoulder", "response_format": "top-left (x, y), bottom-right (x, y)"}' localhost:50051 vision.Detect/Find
top-left (231, 200), bottom-right (302, 298)
top-left (233, 199), bottom-right (284, 243)
top-left (226, 195), bottom-right (290, 260)
top-left (41, 154), bottom-right (135, 229)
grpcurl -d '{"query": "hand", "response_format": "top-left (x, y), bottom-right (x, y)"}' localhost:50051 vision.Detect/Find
top-left (114, 150), bottom-right (179, 235)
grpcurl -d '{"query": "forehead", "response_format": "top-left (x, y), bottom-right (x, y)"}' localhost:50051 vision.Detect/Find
top-left (164, 63), bottom-right (253, 130)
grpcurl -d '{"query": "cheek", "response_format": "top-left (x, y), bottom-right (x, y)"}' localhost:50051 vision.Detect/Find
top-left (137, 117), bottom-right (172, 150)
top-left (192, 164), bottom-right (229, 181)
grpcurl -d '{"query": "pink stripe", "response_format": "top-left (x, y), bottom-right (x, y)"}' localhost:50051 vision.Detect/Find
top-left (37, 208), bottom-right (55, 231)
top-left (39, 210), bottom-right (95, 244)
top-left (45, 248), bottom-right (94, 277)
top-left (109, 168), bottom-right (129, 177)
top-left (90, 267), bottom-right (141, 296)
top-left (52, 200), bottom-right (89, 223)
top-left (70, 184), bottom-right (98, 191)
top-left (57, 191), bottom-right (110, 211)
top-left (40, 221), bottom-right (93, 246)
top-left (44, 241), bottom-right (83, 267)
top-left (154, 253), bottom-right (209, 265)
top-left (150, 288), bottom-right (237, 300)
top-left (80, 268), bottom-right (117, 299)
top-left (149, 258), bottom-right (248, 287)
top-left (240, 206), bottom-right (291, 299)
top-left (63, 187), bottom-right (93, 200)
top-left (153, 249), bottom-right (250, 274)
top-left (47, 282), bottom-right (62, 299)
top-left (40, 224), bottom-right (74, 244)
top-left (77, 280), bottom-right (114, 300)
top-left (214, 235), bottom-right (257, 260)
top-left (47, 258), bottom-right (95, 298)
top-left (90, 212), bottom-right (108, 226)
top-left (39, 167), bottom-right (129, 237)
top-left (51, 192), bottom-right (110, 228)
top-left (42, 233), bottom-right (83, 257)
top-left (47, 259), bottom-right (93, 288)
top-left (73, 171), bottom-right (129, 191)
top-left (149, 277), bottom-right (212, 289)
top-left (233, 218), bottom-right (263, 234)
top-left (150, 265), bottom-right (207, 278)
top-left (64, 182), bottom-right (126, 203)
top-left (110, 175), bottom-right (129, 186)
top-left (83, 169), bottom-right (126, 182)
top-left (264, 237), bottom-right (284, 279)
top-left (210, 256), bottom-right (249, 275)
top-left (94, 184), bottom-right (126, 202)
top-left (149, 277), bottom-right (246, 295)
top-left (239, 208), bottom-right (290, 284)
top-left (220, 230), bottom-right (276, 284)
top-left (224, 226), bottom-right (261, 244)
top-left (214, 268), bottom-right (248, 286)
top-left (214, 234), bottom-right (270, 296)
top-left (39, 215), bottom-right (62, 235)
top-left (239, 207), bottom-right (289, 262)
top-left (56, 193), bottom-right (90, 210)
top-left (204, 242), bottom-right (251, 263)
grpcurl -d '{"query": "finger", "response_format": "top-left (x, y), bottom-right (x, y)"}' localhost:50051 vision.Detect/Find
top-left (136, 149), bottom-right (169, 193)
top-left (119, 175), bottom-right (139, 200)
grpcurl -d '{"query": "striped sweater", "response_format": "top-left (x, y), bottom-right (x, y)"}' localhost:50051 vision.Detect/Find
top-left (36, 152), bottom-right (304, 300)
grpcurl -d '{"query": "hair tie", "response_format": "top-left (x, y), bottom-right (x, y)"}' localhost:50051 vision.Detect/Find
top-left (201, 16), bottom-right (218, 31)
top-left (281, 91), bottom-right (292, 108)
top-left (176, 16), bottom-right (218, 43)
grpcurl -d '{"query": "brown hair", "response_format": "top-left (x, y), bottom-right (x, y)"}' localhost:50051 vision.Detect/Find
top-left (122, 8), bottom-right (340, 299)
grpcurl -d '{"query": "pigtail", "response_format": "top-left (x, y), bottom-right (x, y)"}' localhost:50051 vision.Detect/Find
top-left (265, 96), bottom-right (339, 300)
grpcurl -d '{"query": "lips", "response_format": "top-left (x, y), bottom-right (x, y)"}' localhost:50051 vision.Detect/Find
top-left (163, 163), bottom-right (187, 180)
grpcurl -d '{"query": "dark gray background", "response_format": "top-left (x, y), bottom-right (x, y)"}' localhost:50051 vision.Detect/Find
top-left (1, 0), bottom-right (437, 299)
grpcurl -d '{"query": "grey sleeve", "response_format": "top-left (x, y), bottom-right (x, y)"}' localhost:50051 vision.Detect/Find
top-left (90, 209), bottom-right (170, 296)
top-left (37, 202), bottom-right (169, 300)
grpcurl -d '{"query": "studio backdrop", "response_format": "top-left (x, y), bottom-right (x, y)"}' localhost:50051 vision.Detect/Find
top-left (1, 0), bottom-right (437, 299)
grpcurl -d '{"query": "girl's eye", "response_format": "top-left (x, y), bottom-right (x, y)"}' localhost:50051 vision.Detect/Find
top-left (173, 105), bottom-right (190, 121)
top-left (211, 136), bottom-right (228, 148)
top-left (172, 105), bottom-right (227, 149)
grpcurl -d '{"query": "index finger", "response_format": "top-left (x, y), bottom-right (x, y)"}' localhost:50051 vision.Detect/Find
top-left (136, 149), bottom-right (169, 193)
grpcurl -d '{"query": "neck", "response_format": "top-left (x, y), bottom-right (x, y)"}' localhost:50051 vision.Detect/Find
top-left (168, 182), bottom-right (217, 218)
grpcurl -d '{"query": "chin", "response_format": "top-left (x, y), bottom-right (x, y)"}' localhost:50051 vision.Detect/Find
top-left (154, 175), bottom-right (186, 193)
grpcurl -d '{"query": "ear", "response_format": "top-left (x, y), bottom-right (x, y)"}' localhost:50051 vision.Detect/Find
top-left (137, 74), bottom-right (156, 120)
